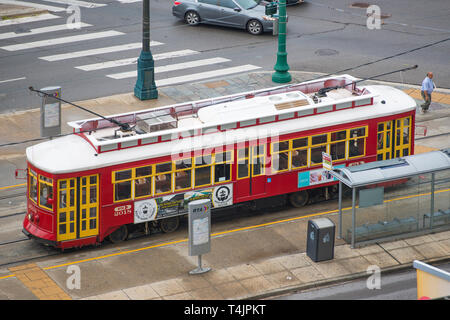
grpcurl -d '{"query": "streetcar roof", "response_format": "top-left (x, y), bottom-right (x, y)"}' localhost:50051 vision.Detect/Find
top-left (26, 84), bottom-right (417, 174)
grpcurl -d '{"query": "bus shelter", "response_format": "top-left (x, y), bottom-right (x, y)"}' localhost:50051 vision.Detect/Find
top-left (329, 148), bottom-right (450, 248)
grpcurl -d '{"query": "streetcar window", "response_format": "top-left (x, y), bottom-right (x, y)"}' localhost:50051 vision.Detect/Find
top-left (292, 137), bottom-right (307, 149)
top-left (175, 158), bottom-right (192, 170)
top-left (349, 138), bottom-right (365, 157)
top-left (237, 148), bottom-right (249, 179)
top-left (272, 152), bottom-right (289, 172)
top-left (330, 141), bottom-right (346, 161)
top-left (115, 169), bottom-right (132, 181)
top-left (214, 151), bottom-right (232, 183)
top-left (29, 171), bottom-right (38, 203)
top-left (195, 166), bottom-right (211, 187)
top-left (331, 131), bottom-right (346, 141)
top-left (350, 127), bottom-right (366, 137)
top-left (311, 134), bottom-right (327, 145)
top-left (252, 156), bottom-right (264, 176)
top-left (155, 173), bottom-right (172, 194)
top-left (310, 146), bottom-right (326, 165)
top-left (272, 140), bottom-right (289, 152)
top-left (39, 175), bottom-right (53, 210)
top-left (156, 162), bottom-right (172, 173)
top-left (195, 154), bottom-right (212, 166)
top-left (175, 170), bottom-right (192, 190)
top-left (115, 181), bottom-right (132, 201)
top-left (291, 149), bottom-right (307, 168)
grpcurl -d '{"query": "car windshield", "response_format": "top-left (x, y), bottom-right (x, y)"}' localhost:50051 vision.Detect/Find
top-left (235, 0), bottom-right (259, 10)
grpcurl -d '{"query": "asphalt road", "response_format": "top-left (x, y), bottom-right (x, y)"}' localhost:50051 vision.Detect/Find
top-left (274, 261), bottom-right (450, 300)
top-left (0, 0), bottom-right (449, 114)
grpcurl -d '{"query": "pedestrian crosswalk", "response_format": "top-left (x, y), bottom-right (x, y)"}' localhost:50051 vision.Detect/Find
top-left (0, 0), bottom-right (261, 89)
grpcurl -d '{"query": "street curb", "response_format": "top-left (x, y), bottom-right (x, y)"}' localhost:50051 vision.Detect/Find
top-left (244, 255), bottom-right (450, 300)
top-left (0, 10), bottom-right (48, 20)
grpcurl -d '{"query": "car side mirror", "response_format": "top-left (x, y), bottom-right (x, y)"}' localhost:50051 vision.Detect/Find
top-left (234, 7), bottom-right (241, 12)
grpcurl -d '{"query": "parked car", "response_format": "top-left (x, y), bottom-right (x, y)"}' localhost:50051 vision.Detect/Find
top-left (172, 0), bottom-right (287, 35)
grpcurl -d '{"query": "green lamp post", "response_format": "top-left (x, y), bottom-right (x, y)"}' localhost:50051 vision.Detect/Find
top-left (134, 0), bottom-right (158, 100)
top-left (272, 0), bottom-right (291, 84)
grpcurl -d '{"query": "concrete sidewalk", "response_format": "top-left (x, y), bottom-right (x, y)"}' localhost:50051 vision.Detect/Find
top-left (0, 3), bottom-right (47, 20)
top-left (0, 71), bottom-right (449, 300)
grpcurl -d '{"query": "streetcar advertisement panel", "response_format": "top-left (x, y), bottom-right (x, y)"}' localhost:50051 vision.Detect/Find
top-left (298, 165), bottom-right (345, 188)
top-left (134, 184), bottom-right (233, 223)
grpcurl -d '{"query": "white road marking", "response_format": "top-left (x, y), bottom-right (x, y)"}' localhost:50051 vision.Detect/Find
top-left (40, 0), bottom-right (107, 8)
top-left (75, 49), bottom-right (200, 71)
top-left (0, 76), bottom-right (26, 84)
top-left (108, 64), bottom-right (261, 86)
top-left (107, 57), bottom-right (231, 79)
top-left (155, 64), bottom-right (262, 86)
top-left (0, 22), bottom-right (92, 40)
top-left (0, 0), bottom-right (65, 12)
top-left (38, 41), bottom-right (163, 61)
top-left (0, 30), bottom-right (124, 51)
top-left (0, 13), bottom-right (60, 27)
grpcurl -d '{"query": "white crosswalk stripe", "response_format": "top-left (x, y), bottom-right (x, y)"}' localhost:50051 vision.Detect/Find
top-left (40, 0), bottom-right (107, 8)
top-left (39, 41), bottom-right (163, 61)
top-left (155, 65), bottom-right (262, 87)
top-left (0, 0), bottom-right (65, 12)
top-left (75, 49), bottom-right (200, 71)
top-left (0, 13), bottom-right (60, 27)
top-left (0, 30), bottom-right (124, 51)
top-left (116, 0), bottom-right (141, 3)
top-left (0, 22), bottom-right (92, 40)
top-left (107, 57), bottom-right (232, 79)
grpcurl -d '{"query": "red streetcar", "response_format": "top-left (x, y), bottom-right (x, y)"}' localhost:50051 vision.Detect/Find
top-left (23, 74), bottom-right (417, 249)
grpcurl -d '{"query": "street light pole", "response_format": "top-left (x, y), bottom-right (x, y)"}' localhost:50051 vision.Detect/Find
top-left (134, 0), bottom-right (158, 100)
top-left (272, 0), bottom-right (291, 84)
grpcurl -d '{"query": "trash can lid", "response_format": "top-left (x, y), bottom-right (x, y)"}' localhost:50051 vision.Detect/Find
top-left (311, 217), bottom-right (335, 229)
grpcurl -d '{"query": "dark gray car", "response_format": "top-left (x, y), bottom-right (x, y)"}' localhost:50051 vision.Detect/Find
top-left (172, 0), bottom-right (282, 35)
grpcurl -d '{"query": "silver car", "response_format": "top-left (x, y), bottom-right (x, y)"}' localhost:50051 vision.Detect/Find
top-left (172, 0), bottom-right (279, 35)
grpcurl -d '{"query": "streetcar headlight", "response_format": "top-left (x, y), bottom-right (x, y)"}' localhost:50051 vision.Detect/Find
top-left (28, 213), bottom-right (33, 222)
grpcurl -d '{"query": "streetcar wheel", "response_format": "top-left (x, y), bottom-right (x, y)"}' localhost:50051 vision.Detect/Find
top-left (289, 191), bottom-right (309, 208)
top-left (108, 225), bottom-right (128, 243)
top-left (160, 217), bottom-right (180, 233)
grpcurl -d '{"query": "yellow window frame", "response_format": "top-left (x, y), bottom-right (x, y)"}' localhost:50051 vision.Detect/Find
top-left (394, 116), bottom-right (411, 158)
top-left (309, 133), bottom-right (330, 167)
top-left (237, 147), bottom-right (250, 180)
top-left (112, 168), bottom-right (134, 202)
top-left (29, 169), bottom-right (38, 204)
top-left (377, 120), bottom-right (393, 160)
top-left (251, 145), bottom-right (266, 177)
top-left (348, 126), bottom-right (368, 160)
top-left (174, 157), bottom-right (193, 192)
top-left (38, 174), bottom-right (54, 211)
top-left (213, 150), bottom-right (233, 184)
top-left (57, 178), bottom-right (77, 242)
top-left (194, 153), bottom-right (213, 188)
top-left (79, 175), bottom-right (99, 238)
top-left (134, 165), bottom-right (153, 200)
top-left (271, 139), bottom-right (290, 173)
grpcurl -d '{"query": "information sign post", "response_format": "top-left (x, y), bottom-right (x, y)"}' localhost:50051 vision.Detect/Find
top-left (40, 86), bottom-right (61, 138)
top-left (188, 199), bottom-right (211, 275)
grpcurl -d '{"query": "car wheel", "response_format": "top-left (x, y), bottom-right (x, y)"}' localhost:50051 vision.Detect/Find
top-left (247, 19), bottom-right (263, 35)
top-left (185, 11), bottom-right (200, 25)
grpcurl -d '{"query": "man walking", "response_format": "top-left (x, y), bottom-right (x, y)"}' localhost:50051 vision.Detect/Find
top-left (420, 72), bottom-right (435, 114)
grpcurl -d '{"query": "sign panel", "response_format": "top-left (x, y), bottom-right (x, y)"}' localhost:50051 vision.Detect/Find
top-left (322, 152), bottom-right (332, 170)
top-left (40, 86), bottom-right (61, 137)
top-left (414, 260), bottom-right (450, 300)
top-left (133, 184), bottom-right (233, 224)
top-left (188, 199), bottom-right (211, 256)
top-left (359, 187), bottom-right (384, 208)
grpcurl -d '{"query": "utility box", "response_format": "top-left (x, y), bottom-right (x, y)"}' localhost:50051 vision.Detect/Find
top-left (306, 218), bottom-right (335, 262)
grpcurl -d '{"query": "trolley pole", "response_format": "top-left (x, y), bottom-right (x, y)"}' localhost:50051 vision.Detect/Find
top-left (134, 0), bottom-right (158, 100)
top-left (272, 0), bottom-right (291, 84)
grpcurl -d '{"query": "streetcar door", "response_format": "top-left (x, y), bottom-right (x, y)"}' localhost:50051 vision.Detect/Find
top-left (57, 174), bottom-right (99, 242)
top-left (236, 145), bottom-right (266, 198)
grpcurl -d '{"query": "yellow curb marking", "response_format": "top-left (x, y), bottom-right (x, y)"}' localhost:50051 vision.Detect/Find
top-left (0, 183), bottom-right (26, 190)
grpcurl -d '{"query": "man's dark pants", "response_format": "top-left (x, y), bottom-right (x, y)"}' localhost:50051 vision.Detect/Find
top-left (421, 90), bottom-right (431, 111)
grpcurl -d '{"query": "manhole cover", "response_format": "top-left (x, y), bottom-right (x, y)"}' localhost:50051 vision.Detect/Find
top-left (315, 49), bottom-right (339, 56)
top-left (350, 2), bottom-right (371, 8)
